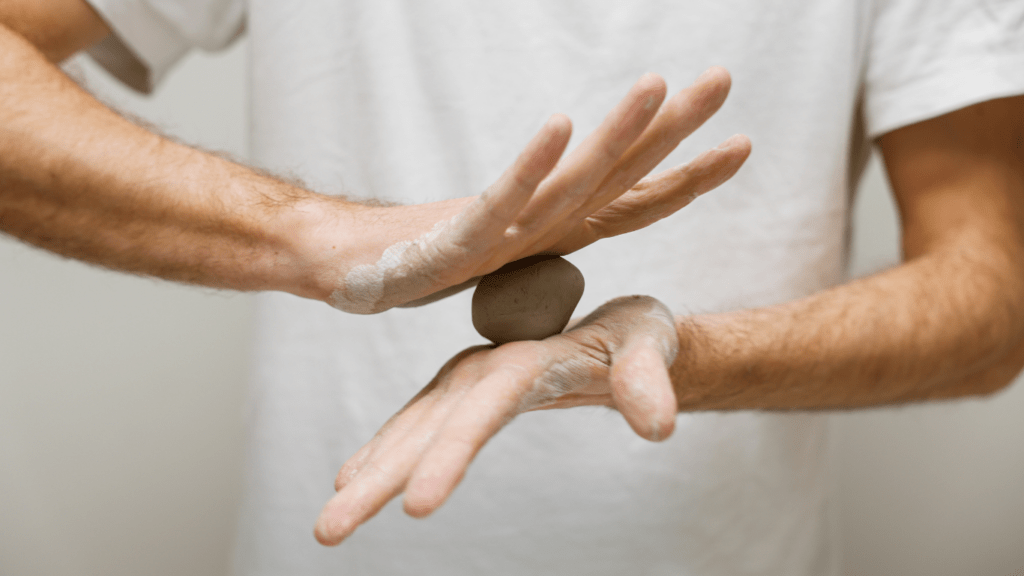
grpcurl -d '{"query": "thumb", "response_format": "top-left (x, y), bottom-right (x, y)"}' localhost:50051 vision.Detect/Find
top-left (609, 333), bottom-right (678, 442)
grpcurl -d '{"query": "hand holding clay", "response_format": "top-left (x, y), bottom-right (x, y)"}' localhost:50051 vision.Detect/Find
top-left (472, 255), bottom-right (584, 345)
top-left (314, 295), bottom-right (680, 546)
top-left (324, 69), bottom-right (750, 314)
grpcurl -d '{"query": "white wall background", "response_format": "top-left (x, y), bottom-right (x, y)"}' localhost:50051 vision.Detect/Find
top-left (1, 39), bottom-right (1022, 576)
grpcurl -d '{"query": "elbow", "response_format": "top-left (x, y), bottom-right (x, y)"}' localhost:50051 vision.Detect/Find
top-left (957, 245), bottom-right (1024, 397)
top-left (919, 264), bottom-right (1024, 401)
top-left (973, 336), bottom-right (1024, 397)
top-left (931, 331), bottom-right (1024, 401)
top-left (0, 5), bottom-right (111, 64)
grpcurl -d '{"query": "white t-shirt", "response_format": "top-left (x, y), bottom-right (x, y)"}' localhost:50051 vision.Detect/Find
top-left (84, 1), bottom-right (1024, 574)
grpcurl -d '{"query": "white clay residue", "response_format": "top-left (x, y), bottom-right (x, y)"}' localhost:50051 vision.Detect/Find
top-left (327, 215), bottom-right (466, 314)
top-left (642, 304), bottom-right (680, 364)
top-left (516, 353), bottom-right (596, 413)
top-left (516, 296), bottom-right (679, 412)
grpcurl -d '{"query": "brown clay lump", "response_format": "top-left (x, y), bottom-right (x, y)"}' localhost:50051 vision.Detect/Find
top-left (472, 255), bottom-right (585, 345)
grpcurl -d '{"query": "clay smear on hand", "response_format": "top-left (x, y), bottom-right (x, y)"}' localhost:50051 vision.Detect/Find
top-left (518, 295), bottom-right (680, 438)
top-left (327, 212), bottom-right (472, 314)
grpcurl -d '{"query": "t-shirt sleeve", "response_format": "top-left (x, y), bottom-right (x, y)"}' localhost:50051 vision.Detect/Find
top-left (864, 0), bottom-right (1024, 139)
top-left (83, 0), bottom-right (246, 94)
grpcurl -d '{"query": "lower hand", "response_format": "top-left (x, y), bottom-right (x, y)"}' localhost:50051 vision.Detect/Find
top-left (313, 295), bottom-right (680, 546)
top-left (315, 69), bottom-right (749, 313)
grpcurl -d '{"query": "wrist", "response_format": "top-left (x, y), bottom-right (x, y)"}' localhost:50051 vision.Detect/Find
top-left (670, 311), bottom-right (750, 411)
top-left (266, 186), bottom-right (374, 303)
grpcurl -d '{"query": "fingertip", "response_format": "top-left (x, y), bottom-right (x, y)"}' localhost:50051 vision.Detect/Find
top-left (728, 133), bottom-right (752, 154)
top-left (402, 494), bottom-right (438, 519)
top-left (546, 112), bottom-right (573, 139)
top-left (401, 479), bottom-right (446, 516)
top-left (504, 113), bottom-right (572, 195)
top-left (639, 71), bottom-right (668, 93)
top-left (697, 66), bottom-right (731, 90)
top-left (722, 135), bottom-right (753, 173)
top-left (711, 134), bottom-right (752, 161)
top-left (648, 405), bottom-right (677, 442)
top-left (634, 73), bottom-right (668, 111)
top-left (640, 71), bottom-right (665, 83)
top-left (689, 66), bottom-right (732, 113)
top-left (313, 513), bottom-right (350, 547)
top-left (541, 114), bottom-right (573, 160)
top-left (626, 400), bottom-right (676, 442)
top-left (403, 472), bottom-right (458, 519)
top-left (653, 423), bottom-right (674, 442)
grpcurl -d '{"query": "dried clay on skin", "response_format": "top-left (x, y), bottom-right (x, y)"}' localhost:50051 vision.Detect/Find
top-left (327, 213), bottom-right (472, 314)
top-left (521, 296), bottom-right (680, 414)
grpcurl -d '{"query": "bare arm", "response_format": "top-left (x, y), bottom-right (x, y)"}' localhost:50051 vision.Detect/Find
top-left (674, 95), bottom-right (1024, 410)
top-left (310, 96), bottom-right (1024, 545)
top-left (0, 2), bottom-right (749, 312)
top-left (0, 14), bottom-right (356, 298)
top-left (0, 0), bottom-right (110, 62)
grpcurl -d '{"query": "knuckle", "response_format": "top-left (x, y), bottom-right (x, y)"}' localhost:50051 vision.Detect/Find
top-left (600, 140), bottom-right (623, 163)
top-left (509, 168), bottom-right (539, 194)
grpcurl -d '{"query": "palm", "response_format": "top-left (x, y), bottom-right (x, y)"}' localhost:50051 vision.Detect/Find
top-left (314, 295), bottom-right (680, 546)
top-left (331, 69), bottom-right (750, 313)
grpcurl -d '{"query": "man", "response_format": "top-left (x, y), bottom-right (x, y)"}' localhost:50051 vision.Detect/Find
top-left (2, 1), bottom-right (1022, 575)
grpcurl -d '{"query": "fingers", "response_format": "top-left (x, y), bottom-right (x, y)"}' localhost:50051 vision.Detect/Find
top-left (570, 295), bottom-right (679, 442)
top-left (553, 132), bottom-right (750, 253)
top-left (317, 456), bottom-right (414, 546)
top-left (316, 383), bottom-right (467, 546)
top-left (609, 336), bottom-right (678, 442)
top-left (318, 346), bottom-right (497, 546)
top-left (611, 133), bottom-right (751, 236)
top-left (402, 367), bottom-right (527, 518)
top-left (567, 66), bottom-right (733, 223)
top-left (511, 73), bottom-right (667, 236)
top-left (451, 114), bottom-right (572, 249)
top-left (333, 366), bottom-right (460, 492)
top-left (332, 387), bottom-right (435, 492)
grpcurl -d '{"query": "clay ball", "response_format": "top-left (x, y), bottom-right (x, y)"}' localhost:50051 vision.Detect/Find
top-left (472, 255), bottom-right (585, 345)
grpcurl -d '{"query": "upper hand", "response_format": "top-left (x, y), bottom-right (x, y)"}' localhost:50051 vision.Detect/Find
top-left (313, 294), bottom-right (680, 545)
top-left (320, 68), bottom-right (750, 313)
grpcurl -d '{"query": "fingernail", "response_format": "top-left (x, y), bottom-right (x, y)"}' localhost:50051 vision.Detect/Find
top-left (696, 67), bottom-right (715, 81)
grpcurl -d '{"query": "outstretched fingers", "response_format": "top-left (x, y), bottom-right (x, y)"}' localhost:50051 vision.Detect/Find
top-left (452, 114), bottom-right (572, 249)
top-left (318, 350), bottom-right (492, 545)
top-left (315, 383), bottom-right (468, 546)
top-left (567, 67), bottom-right (733, 222)
top-left (332, 388), bottom-right (436, 492)
top-left (555, 133), bottom-right (751, 253)
top-left (402, 367), bottom-right (530, 518)
top-left (621, 133), bottom-right (751, 233)
top-left (510, 73), bottom-right (667, 238)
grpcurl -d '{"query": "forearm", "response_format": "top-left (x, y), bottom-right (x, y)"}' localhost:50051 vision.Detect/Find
top-left (0, 24), bottom-right (357, 298)
top-left (673, 232), bottom-right (1024, 411)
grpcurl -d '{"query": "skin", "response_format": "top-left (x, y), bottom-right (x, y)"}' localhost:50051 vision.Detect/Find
top-left (0, 5), bottom-right (749, 314)
top-left (9, 0), bottom-right (1021, 552)
top-left (313, 93), bottom-right (1024, 545)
